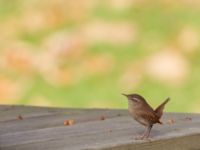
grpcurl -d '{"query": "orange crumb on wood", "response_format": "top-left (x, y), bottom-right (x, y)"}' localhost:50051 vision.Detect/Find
top-left (64, 120), bottom-right (75, 126)
top-left (18, 115), bottom-right (23, 120)
top-left (100, 116), bottom-right (106, 120)
top-left (166, 119), bottom-right (175, 125)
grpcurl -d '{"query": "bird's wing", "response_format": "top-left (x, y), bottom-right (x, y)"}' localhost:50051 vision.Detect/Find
top-left (137, 109), bottom-right (160, 124)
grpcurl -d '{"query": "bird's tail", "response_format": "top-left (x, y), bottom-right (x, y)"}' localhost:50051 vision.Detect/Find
top-left (154, 97), bottom-right (170, 119)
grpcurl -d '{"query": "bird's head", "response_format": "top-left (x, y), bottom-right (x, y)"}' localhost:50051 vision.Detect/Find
top-left (122, 93), bottom-right (146, 105)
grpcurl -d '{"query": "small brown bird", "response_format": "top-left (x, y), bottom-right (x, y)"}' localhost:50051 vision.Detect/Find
top-left (122, 93), bottom-right (170, 139)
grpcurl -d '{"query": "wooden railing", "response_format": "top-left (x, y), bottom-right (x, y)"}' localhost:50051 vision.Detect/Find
top-left (0, 105), bottom-right (199, 150)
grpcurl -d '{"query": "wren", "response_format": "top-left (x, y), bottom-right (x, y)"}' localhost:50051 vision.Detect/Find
top-left (122, 93), bottom-right (170, 139)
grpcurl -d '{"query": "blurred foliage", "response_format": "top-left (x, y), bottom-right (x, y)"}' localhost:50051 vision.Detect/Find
top-left (0, 0), bottom-right (200, 112)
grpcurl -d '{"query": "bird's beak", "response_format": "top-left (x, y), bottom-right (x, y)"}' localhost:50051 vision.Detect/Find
top-left (122, 93), bottom-right (128, 97)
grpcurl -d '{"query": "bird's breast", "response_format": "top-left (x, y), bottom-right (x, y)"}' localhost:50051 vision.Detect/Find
top-left (134, 116), bottom-right (149, 126)
top-left (128, 105), bottom-right (149, 126)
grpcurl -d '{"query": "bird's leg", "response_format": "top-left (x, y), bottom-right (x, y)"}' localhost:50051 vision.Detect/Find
top-left (145, 125), bottom-right (153, 138)
top-left (135, 126), bottom-right (148, 140)
top-left (139, 125), bottom-right (153, 140)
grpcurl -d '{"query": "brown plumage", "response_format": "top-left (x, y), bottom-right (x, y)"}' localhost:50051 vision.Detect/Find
top-left (122, 93), bottom-right (170, 139)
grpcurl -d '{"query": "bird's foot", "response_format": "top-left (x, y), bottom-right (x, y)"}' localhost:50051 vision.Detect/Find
top-left (134, 135), bottom-right (153, 141)
top-left (134, 135), bottom-right (145, 140)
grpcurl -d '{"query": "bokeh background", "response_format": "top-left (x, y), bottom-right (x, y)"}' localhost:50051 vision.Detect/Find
top-left (0, 0), bottom-right (200, 112)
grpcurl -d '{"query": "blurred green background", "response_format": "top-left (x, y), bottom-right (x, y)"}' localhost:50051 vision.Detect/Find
top-left (0, 0), bottom-right (200, 112)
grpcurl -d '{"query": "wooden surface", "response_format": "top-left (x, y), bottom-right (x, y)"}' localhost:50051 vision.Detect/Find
top-left (0, 105), bottom-right (199, 150)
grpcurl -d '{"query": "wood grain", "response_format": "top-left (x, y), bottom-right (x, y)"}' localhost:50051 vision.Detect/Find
top-left (0, 105), bottom-right (199, 150)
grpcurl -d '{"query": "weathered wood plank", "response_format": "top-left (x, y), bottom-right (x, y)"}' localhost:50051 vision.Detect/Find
top-left (0, 105), bottom-right (126, 122)
top-left (0, 105), bottom-right (199, 150)
top-left (0, 105), bottom-right (127, 135)
top-left (1, 114), bottom-right (199, 150)
top-left (101, 134), bottom-right (200, 150)
top-left (0, 111), bottom-right (126, 135)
